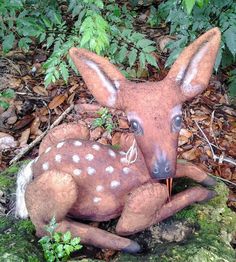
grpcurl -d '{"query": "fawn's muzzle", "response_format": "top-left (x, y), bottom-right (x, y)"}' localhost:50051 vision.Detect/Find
top-left (151, 159), bottom-right (173, 180)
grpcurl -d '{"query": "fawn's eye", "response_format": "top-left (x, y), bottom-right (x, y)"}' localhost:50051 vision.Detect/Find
top-left (172, 115), bottom-right (182, 132)
top-left (130, 120), bottom-right (143, 135)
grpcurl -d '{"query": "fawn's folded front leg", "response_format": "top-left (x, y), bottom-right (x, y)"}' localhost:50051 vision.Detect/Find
top-left (56, 219), bottom-right (140, 253)
top-left (116, 182), bottom-right (215, 236)
top-left (176, 160), bottom-right (216, 186)
top-left (116, 182), bottom-right (169, 236)
top-left (26, 170), bottom-right (140, 253)
top-left (154, 186), bottom-right (216, 223)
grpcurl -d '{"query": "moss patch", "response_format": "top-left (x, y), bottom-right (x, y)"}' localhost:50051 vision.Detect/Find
top-left (0, 161), bottom-right (28, 191)
top-left (0, 216), bottom-right (44, 261)
top-left (0, 162), bottom-right (44, 261)
top-left (115, 182), bottom-right (236, 262)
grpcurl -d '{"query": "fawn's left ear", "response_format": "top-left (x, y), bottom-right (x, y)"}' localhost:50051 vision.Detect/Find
top-left (166, 28), bottom-right (221, 101)
top-left (69, 48), bottom-right (126, 108)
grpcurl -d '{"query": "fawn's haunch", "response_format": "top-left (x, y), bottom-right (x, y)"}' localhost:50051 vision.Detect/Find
top-left (16, 28), bottom-right (221, 253)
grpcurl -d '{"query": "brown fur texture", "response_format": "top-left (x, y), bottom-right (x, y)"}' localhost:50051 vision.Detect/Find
top-left (18, 28), bottom-right (220, 252)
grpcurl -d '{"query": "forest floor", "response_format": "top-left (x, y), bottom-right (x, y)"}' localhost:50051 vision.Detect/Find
top-left (0, 3), bottom-right (235, 260)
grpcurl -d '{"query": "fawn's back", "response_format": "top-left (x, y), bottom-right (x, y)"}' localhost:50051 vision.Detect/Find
top-left (32, 139), bottom-right (150, 221)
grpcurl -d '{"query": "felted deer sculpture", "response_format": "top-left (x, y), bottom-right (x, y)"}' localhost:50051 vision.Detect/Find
top-left (16, 28), bottom-right (221, 253)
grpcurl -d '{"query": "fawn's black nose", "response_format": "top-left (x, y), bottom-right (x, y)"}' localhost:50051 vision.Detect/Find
top-left (151, 159), bottom-right (173, 180)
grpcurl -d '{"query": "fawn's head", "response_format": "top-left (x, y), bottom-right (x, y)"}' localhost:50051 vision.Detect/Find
top-left (69, 28), bottom-right (221, 180)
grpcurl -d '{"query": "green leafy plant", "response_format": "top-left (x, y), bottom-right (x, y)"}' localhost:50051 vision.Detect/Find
top-left (106, 2), bottom-right (158, 73)
top-left (0, 0), bottom-right (62, 53)
top-left (0, 88), bottom-right (15, 110)
top-left (39, 217), bottom-right (82, 262)
top-left (228, 69), bottom-right (236, 99)
top-left (182, 0), bottom-right (209, 14)
top-left (154, 0), bottom-right (236, 98)
top-left (92, 107), bottom-right (116, 134)
top-left (0, 0), bottom-right (158, 87)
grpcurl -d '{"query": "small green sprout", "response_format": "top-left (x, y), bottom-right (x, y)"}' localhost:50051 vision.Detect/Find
top-left (39, 217), bottom-right (82, 262)
top-left (0, 88), bottom-right (15, 110)
top-left (92, 107), bottom-right (116, 134)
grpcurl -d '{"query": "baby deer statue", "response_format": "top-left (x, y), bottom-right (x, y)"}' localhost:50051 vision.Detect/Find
top-left (16, 28), bottom-right (221, 253)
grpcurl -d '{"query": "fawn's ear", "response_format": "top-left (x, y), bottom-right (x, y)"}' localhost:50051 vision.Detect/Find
top-left (69, 48), bottom-right (126, 108)
top-left (167, 28), bottom-right (221, 101)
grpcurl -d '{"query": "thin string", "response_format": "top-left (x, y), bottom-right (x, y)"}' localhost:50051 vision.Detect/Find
top-left (125, 139), bottom-right (138, 165)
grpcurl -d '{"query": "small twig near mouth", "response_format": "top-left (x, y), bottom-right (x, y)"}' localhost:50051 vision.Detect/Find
top-left (166, 178), bottom-right (173, 201)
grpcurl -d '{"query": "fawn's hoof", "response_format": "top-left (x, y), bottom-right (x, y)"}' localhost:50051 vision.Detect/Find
top-left (122, 241), bottom-right (141, 253)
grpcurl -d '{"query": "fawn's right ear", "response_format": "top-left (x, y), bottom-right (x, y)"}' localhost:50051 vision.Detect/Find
top-left (69, 48), bottom-right (126, 109)
top-left (166, 27), bottom-right (221, 102)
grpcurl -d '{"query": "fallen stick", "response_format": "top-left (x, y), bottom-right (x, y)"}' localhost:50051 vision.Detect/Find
top-left (10, 103), bottom-right (74, 165)
top-left (195, 120), bottom-right (236, 166)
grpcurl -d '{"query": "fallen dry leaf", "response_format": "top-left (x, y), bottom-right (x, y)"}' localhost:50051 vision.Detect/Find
top-left (30, 117), bottom-right (41, 136)
top-left (118, 118), bottom-right (129, 129)
top-left (180, 128), bottom-right (192, 138)
top-left (69, 84), bottom-right (79, 93)
top-left (90, 127), bottom-right (103, 140)
top-left (19, 128), bottom-right (30, 147)
top-left (67, 92), bottom-right (76, 104)
top-left (182, 147), bottom-right (198, 161)
top-left (8, 78), bottom-right (22, 89)
top-left (7, 115), bottom-right (17, 125)
top-left (191, 115), bottom-right (208, 121)
top-left (112, 132), bottom-right (122, 146)
top-left (178, 135), bottom-right (189, 146)
top-left (74, 103), bottom-right (101, 114)
top-left (13, 115), bottom-right (34, 130)
top-left (0, 132), bottom-right (17, 150)
top-left (97, 137), bottom-right (108, 145)
top-left (119, 133), bottom-right (135, 151)
top-left (33, 85), bottom-right (48, 96)
top-left (49, 94), bottom-right (67, 109)
top-left (158, 35), bottom-right (173, 53)
top-left (220, 166), bottom-right (233, 180)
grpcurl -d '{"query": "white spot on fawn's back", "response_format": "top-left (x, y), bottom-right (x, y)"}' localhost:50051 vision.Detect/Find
top-left (92, 144), bottom-right (100, 151)
top-left (120, 157), bottom-right (128, 164)
top-left (57, 141), bottom-right (65, 148)
top-left (73, 169), bottom-right (82, 176)
top-left (85, 154), bottom-right (94, 161)
top-left (42, 162), bottom-right (49, 171)
top-left (74, 140), bottom-right (82, 146)
top-left (108, 149), bottom-right (116, 158)
top-left (72, 155), bottom-right (80, 163)
top-left (93, 197), bottom-right (101, 204)
top-left (105, 166), bottom-right (114, 174)
top-left (45, 147), bottom-right (51, 153)
top-left (96, 185), bottom-right (104, 192)
top-left (87, 167), bottom-right (96, 176)
top-left (110, 180), bottom-right (120, 188)
top-left (123, 167), bottom-right (130, 174)
top-left (55, 154), bottom-right (62, 163)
